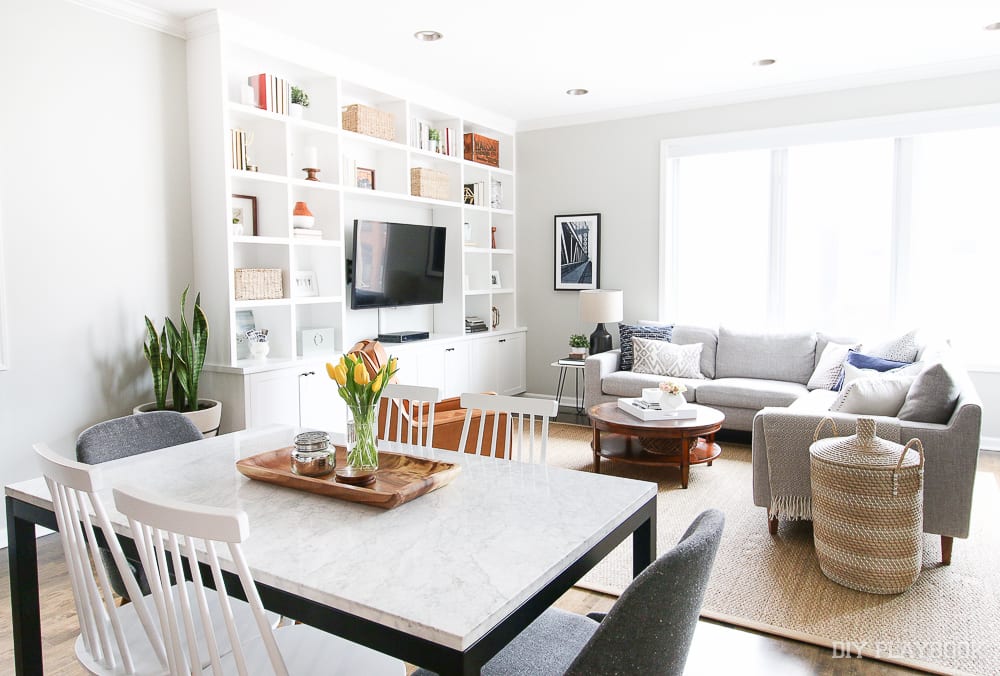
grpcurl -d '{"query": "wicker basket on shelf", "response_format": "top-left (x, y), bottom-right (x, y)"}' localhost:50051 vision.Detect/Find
top-left (410, 168), bottom-right (449, 200)
top-left (809, 417), bottom-right (925, 594)
top-left (342, 104), bottom-right (395, 141)
top-left (234, 268), bottom-right (283, 301)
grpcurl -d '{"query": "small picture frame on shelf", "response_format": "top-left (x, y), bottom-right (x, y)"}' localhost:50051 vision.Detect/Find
top-left (490, 270), bottom-right (502, 288)
top-left (356, 167), bottom-right (375, 190)
top-left (554, 213), bottom-right (600, 290)
top-left (235, 309), bottom-right (256, 359)
top-left (293, 270), bottom-right (319, 297)
top-left (231, 194), bottom-right (258, 236)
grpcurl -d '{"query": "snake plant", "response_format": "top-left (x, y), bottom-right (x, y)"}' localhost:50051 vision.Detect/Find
top-left (142, 317), bottom-right (170, 410)
top-left (165, 287), bottom-right (209, 412)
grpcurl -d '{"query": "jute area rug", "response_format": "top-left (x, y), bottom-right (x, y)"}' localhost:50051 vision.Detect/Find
top-left (545, 422), bottom-right (1000, 676)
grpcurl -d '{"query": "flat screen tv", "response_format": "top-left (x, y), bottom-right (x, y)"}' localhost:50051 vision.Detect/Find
top-left (350, 219), bottom-right (447, 309)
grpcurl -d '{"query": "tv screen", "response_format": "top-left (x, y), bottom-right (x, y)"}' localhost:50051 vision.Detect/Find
top-left (351, 220), bottom-right (447, 309)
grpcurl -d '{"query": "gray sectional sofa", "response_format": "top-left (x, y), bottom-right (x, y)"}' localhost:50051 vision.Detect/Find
top-left (583, 324), bottom-right (983, 563)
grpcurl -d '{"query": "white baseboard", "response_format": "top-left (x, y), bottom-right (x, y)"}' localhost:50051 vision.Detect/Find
top-left (0, 525), bottom-right (55, 551)
top-left (981, 437), bottom-right (1000, 452)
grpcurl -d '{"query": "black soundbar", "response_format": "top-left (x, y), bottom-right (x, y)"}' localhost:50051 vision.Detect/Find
top-left (377, 331), bottom-right (430, 343)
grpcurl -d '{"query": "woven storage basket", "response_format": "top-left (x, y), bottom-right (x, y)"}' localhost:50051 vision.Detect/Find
top-left (342, 104), bottom-right (395, 141)
top-left (809, 417), bottom-right (925, 594)
top-left (410, 167), bottom-right (449, 200)
top-left (234, 268), bottom-right (283, 301)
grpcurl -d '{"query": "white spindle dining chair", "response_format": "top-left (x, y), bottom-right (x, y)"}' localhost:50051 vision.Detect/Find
top-left (379, 383), bottom-right (440, 453)
top-left (112, 485), bottom-right (404, 676)
top-left (457, 393), bottom-right (559, 463)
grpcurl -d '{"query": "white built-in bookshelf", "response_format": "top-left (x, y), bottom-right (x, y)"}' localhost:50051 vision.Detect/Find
top-left (185, 11), bottom-right (523, 432)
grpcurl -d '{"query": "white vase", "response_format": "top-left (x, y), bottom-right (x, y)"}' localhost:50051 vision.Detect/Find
top-left (133, 399), bottom-right (223, 437)
top-left (661, 393), bottom-right (686, 410)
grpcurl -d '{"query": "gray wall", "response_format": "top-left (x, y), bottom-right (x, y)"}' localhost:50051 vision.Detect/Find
top-left (516, 70), bottom-right (1000, 443)
top-left (0, 0), bottom-right (192, 536)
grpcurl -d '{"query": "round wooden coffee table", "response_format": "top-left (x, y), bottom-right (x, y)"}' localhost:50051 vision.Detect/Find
top-left (589, 402), bottom-right (725, 488)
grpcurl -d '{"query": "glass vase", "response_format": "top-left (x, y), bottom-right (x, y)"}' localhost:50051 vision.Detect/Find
top-left (337, 404), bottom-right (379, 485)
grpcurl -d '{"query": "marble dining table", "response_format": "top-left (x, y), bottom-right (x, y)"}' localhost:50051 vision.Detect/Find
top-left (6, 424), bottom-right (658, 675)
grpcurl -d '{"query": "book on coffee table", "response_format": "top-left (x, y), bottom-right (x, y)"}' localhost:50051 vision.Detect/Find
top-left (618, 398), bottom-right (698, 421)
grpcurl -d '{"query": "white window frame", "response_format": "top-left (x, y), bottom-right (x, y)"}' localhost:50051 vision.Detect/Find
top-left (0, 199), bottom-right (7, 371)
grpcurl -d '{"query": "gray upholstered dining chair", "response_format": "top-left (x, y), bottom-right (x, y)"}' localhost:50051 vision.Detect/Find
top-left (414, 509), bottom-right (725, 676)
top-left (76, 411), bottom-right (202, 601)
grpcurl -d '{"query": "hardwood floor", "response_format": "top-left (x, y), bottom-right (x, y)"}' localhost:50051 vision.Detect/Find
top-left (8, 435), bottom-right (990, 674)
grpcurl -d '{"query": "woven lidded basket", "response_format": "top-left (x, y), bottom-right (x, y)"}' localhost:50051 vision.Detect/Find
top-left (234, 268), bottom-right (283, 301)
top-left (410, 167), bottom-right (449, 200)
top-left (342, 104), bottom-right (395, 141)
top-left (809, 417), bottom-right (924, 594)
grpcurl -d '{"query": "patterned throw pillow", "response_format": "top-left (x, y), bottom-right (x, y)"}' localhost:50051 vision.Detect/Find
top-left (834, 351), bottom-right (914, 391)
top-left (867, 329), bottom-right (920, 363)
top-left (632, 337), bottom-right (704, 379)
top-left (618, 323), bottom-right (673, 371)
top-left (807, 341), bottom-right (860, 391)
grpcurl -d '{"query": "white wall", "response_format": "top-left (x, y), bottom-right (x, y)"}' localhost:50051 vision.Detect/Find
top-left (0, 0), bottom-right (191, 536)
top-left (516, 71), bottom-right (1000, 443)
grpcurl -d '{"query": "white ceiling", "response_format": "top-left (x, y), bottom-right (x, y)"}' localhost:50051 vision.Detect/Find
top-left (117, 0), bottom-right (1000, 129)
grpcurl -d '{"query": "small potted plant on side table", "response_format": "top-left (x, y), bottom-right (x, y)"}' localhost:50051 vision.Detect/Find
top-left (568, 334), bottom-right (589, 360)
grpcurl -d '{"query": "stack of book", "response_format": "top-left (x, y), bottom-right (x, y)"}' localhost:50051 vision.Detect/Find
top-left (248, 73), bottom-right (291, 115)
top-left (411, 119), bottom-right (458, 156)
top-left (230, 128), bottom-right (250, 170)
top-left (618, 398), bottom-right (698, 421)
top-left (465, 316), bottom-right (488, 334)
top-left (293, 228), bottom-right (322, 240)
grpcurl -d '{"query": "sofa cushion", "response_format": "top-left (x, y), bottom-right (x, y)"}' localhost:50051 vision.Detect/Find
top-left (670, 324), bottom-right (719, 379)
top-left (632, 337), bottom-right (704, 379)
top-left (837, 352), bottom-right (920, 390)
top-left (695, 378), bottom-right (809, 409)
top-left (898, 362), bottom-right (960, 424)
top-left (815, 332), bottom-right (858, 368)
top-left (807, 341), bottom-right (860, 391)
top-left (866, 329), bottom-right (920, 363)
top-left (789, 388), bottom-right (839, 411)
top-left (715, 327), bottom-right (816, 385)
top-left (831, 375), bottom-right (915, 416)
top-left (618, 323), bottom-right (673, 371)
top-left (602, 371), bottom-right (701, 402)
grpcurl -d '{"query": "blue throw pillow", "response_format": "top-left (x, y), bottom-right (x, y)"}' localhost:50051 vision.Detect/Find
top-left (834, 350), bottom-right (913, 390)
top-left (618, 323), bottom-right (673, 371)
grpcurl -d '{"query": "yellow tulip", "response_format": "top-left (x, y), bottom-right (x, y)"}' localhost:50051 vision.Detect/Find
top-left (339, 356), bottom-right (348, 370)
top-left (331, 364), bottom-right (348, 386)
top-left (353, 363), bottom-right (370, 385)
top-left (388, 357), bottom-right (398, 373)
top-left (372, 373), bottom-right (383, 393)
top-left (325, 362), bottom-right (337, 380)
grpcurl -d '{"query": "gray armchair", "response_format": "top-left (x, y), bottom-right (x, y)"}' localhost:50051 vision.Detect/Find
top-left (76, 411), bottom-right (202, 600)
top-left (415, 509), bottom-right (725, 676)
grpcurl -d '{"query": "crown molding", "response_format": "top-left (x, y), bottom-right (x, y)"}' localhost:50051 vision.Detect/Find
top-left (518, 55), bottom-right (1000, 132)
top-left (65, 0), bottom-right (185, 39)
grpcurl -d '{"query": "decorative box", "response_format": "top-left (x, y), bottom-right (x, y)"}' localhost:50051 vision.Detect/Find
top-left (463, 132), bottom-right (499, 167)
top-left (298, 328), bottom-right (337, 356)
top-left (342, 104), bottom-right (395, 141)
top-left (234, 268), bottom-right (283, 300)
top-left (410, 167), bottom-right (449, 200)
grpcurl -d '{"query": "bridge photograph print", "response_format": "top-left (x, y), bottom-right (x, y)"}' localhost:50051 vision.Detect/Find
top-left (554, 213), bottom-right (600, 291)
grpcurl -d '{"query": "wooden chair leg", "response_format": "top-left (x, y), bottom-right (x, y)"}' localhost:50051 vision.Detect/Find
top-left (768, 514), bottom-right (778, 535)
top-left (941, 535), bottom-right (953, 565)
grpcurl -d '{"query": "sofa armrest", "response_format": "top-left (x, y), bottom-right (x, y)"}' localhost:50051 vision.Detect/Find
top-left (583, 350), bottom-right (621, 411)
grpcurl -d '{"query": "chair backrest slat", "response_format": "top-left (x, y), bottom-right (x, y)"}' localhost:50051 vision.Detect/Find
top-left (457, 394), bottom-right (558, 463)
top-left (379, 384), bottom-right (440, 454)
top-left (114, 485), bottom-right (291, 676)
top-left (35, 443), bottom-right (166, 674)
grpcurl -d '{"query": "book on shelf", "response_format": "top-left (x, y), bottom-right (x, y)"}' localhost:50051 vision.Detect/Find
top-left (463, 181), bottom-right (487, 206)
top-left (617, 398), bottom-right (698, 421)
top-left (293, 228), bottom-right (323, 238)
top-left (248, 73), bottom-right (290, 114)
top-left (557, 358), bottom-right (587, 366)
top-left (230, 128), bottom-right (248, 170)
top-left (466, 325), bottom-right (489, 334)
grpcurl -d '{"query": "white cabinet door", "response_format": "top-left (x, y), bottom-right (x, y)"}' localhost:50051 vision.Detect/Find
top-left (497, 332), bottom-right (526, 395)
top-left (442, 341), bottom-right (470, 398)
top-left (468, 336), bottom-right (498, 394)
top-left (248, 369), bottom-right (300, 428)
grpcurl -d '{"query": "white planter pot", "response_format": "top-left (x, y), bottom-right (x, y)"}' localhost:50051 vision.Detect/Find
top-left (569, 347), bottom-right (587, 357)
top-left (133, 399), bottom-right (223, 437)
top-left (661, 393), bottom-right (686, 410)
top-left (290, 102), bottom-right (304, 119)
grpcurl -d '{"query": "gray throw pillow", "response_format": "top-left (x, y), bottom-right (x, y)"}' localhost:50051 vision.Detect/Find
top-left (897, 362), bottom-right (960, 424)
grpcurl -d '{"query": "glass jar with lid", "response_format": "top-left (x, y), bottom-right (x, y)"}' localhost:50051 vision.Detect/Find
top-left (291, 431), bottom-right (335, 477)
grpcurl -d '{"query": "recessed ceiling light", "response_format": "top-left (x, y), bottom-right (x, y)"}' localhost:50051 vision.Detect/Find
top-left (566, 88), bottom-right (589, 96)
top-left (752, 59), bottom-right (776, 67)
top-left (413, 30), bottom-right (443, 42)
top-left (986, 22), bottom-right (1000, 31)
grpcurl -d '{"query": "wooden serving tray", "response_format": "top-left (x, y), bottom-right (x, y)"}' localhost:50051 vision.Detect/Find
top-left (236, 446), bottom-right (461, 509)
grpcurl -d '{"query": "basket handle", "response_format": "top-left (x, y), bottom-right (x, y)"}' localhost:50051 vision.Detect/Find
top-left (813, 417), bottom-right (839, 443)
top-left (892, 437), bottom-right (925, 496)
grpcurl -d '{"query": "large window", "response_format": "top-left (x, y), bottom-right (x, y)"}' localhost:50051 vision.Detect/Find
top-left (662, 116), bottom-right (1000, 365)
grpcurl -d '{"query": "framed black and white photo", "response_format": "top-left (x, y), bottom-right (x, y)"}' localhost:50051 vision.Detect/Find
top-left (293, 270), bottom-right (319, 297)
top-left (231, 194), bottom-right (258, 236)
top-left (490, 270), bottom-right (502, 288)
top-left (554, 213), bottom-right (600, 290)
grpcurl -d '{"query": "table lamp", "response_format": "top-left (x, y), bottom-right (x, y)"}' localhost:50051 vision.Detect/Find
top-left (579, 289), bottom-right (623, 354)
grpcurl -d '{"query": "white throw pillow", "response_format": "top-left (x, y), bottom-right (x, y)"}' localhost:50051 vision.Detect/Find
top-left (632, 337), bottom-right (704, 379)
top-left (865, 329), bottom-right (920, 363)
top-left (840, 360), bottom-right (923, 391)
top-left (831, 375), bottom-right (916, 416)
top-left (807, 341), bottom-right (860, 390)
